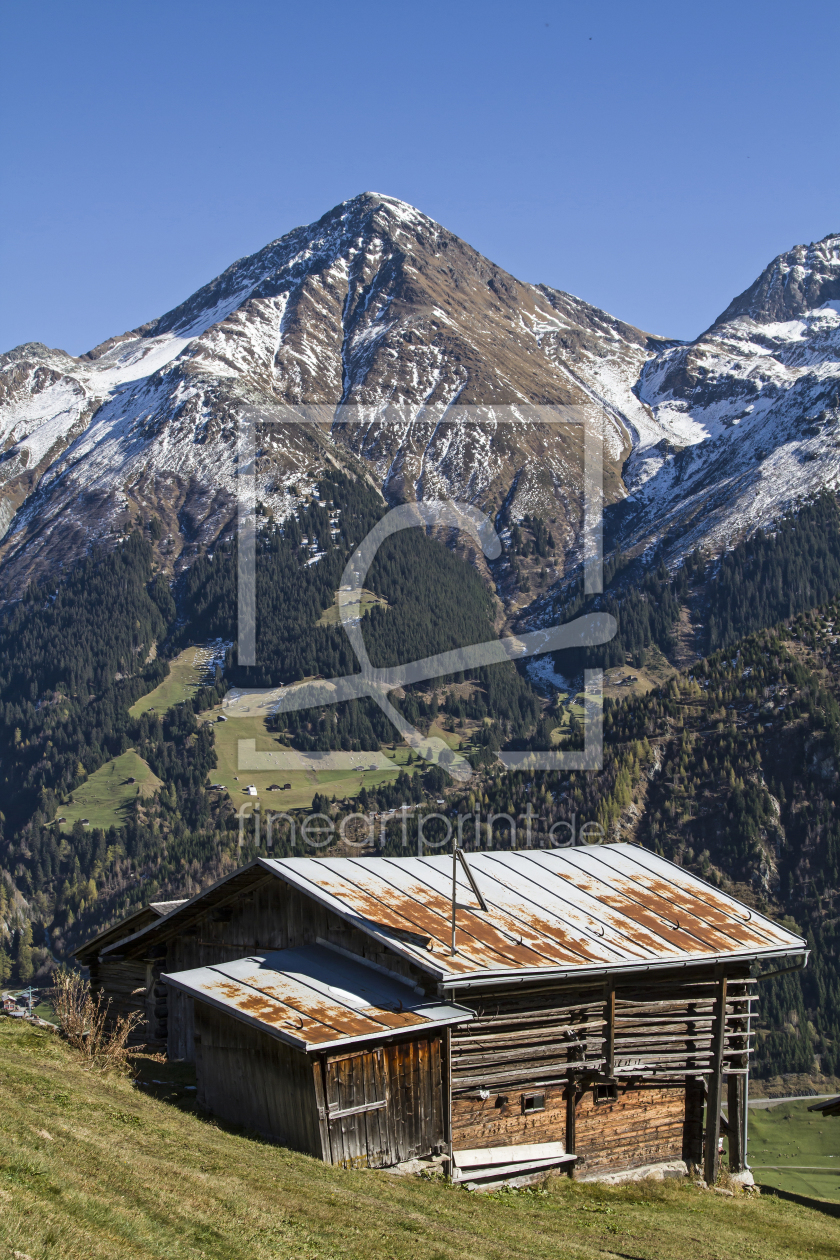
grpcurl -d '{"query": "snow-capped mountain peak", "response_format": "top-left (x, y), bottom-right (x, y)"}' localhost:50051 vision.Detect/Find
top-left (1, 200), bottom-right (839, 603)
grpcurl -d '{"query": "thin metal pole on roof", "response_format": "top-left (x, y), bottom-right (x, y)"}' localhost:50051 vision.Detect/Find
top-left (451, 842), bottom-right (488, 956)
top-left (451, 844), bottom-right (457, 956)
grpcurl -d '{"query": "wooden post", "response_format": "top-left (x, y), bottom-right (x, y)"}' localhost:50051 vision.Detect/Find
top-left (312, 1055), bottom-right (332, 1164)
top-left (605, 984), bottom-right (616, 1078)
top-left (565, 1075), bottom-right (577, 1174)
top-left (444, 1026), bottom-right (453, 1176)
top-left (704, 974), bottom-right (727, 1185)
top-left (727, 1073), bottom-right (746, 1173)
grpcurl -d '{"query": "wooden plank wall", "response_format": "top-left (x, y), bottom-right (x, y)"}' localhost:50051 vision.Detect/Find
top-left (321, 1035), bottom-right (445, 1169)
top-left (89, 958), bottom-right (157, 1047)
top-left (167, 985), bottom-right (194, 1061)
top-left (194, 1003), bottom-right (323, 1158)
top-left (449, 970), bottom-right (755, 1168)
top-left (573, 1084), bottom-right (685, 1178)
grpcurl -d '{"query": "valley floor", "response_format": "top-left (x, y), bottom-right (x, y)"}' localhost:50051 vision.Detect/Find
top-left (1, 1020), bottom-right (839, 1260)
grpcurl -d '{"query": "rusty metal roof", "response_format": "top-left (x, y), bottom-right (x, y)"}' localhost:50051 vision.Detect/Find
top-left (101, 844), bottom-right (806, 986)
top-left (162, 944), bottom-right (472, 1052)
top-left (259, 844), bottom-right (807, 987)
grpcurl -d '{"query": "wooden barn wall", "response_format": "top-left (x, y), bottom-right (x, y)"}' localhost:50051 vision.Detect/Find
top-left (162, 876), bottom-right (434, 1061)
top-left (89, 958), bottom-right (155, 1046)
top-left (167, 985), bottom-right (195, 1061)
top-left (194, 1003), bottom-right (323, 1158)
top-left (449, 970), bottom-right (754, 1168)
top-left (450, 979), bottom-right (608, 1105)
top-left (452, 1083), bottom-right (568, 1150)
top-left (320, 1035), bottom-right (445, 1169)
top-left (573, 1084), bottom-right (685, 1178)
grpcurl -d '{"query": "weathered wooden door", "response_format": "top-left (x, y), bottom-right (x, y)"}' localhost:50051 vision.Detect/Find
top-left (324, 1048), bottom-right (390, 1168)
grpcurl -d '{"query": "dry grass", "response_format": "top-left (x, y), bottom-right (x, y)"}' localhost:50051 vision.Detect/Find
top-left (1, 1019), bottom-right (839, 1260)
top-left (51, 971), bottom-right (143, 1068)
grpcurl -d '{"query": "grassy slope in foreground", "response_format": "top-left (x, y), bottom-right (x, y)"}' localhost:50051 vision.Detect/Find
top-left (1, 1023), bottom-right (839, 1260)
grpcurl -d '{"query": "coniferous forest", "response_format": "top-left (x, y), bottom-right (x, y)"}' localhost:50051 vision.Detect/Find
top-left (4, 478), bottom-right (840, 1085)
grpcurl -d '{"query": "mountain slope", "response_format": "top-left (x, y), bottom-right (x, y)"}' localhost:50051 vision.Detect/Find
top-left (620, 233), bottom-right (840, 564)
top-left (0, 195), bottom-right (649, 600)
top-left (3, 1019), bottom-right (827, 1260)
top-left (1, 199), bottom-right (839, 606)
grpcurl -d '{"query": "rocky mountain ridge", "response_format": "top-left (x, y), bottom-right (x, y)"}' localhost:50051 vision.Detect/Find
top-left (1, 194), bottom-right (838, 606)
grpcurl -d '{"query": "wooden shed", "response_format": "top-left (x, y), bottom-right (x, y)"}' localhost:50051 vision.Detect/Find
top-left (83, 843), bottom-right (807, 1184)
top-left (164, 944), bottom-right (470, 1167)
top-left (75, 898), bottom-right (186, 1044)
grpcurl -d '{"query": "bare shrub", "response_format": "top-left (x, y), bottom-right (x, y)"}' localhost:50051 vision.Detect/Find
top-left (52, 970), bottom-right (143, 1069)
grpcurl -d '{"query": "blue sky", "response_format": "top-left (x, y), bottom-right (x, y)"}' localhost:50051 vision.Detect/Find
top-left (2, 0), bottom-right (838, 355)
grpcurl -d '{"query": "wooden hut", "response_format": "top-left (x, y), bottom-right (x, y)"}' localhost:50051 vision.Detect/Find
top-left (81, 844), bottom-right (806, 1184)
top-left (75, 898), bottom-right (186, 1044)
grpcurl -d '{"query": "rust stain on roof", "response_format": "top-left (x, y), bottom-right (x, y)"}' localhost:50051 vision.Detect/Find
top-left (280, 849), bottom-right (804, 977)
top-left (118, 846), bottom-right (806, 983)
top-left (165, 945), bottom-right (469, 1049)
top-left (629, 875), bottom-right (782, 949)
top-left (301, 868), bottom-right (607, 973)
top-left (553, 871), bottom-right (723, 954)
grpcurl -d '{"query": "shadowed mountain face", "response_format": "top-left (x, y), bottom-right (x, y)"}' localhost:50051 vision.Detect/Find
top-left (1, 195), bottom-right (839, 606)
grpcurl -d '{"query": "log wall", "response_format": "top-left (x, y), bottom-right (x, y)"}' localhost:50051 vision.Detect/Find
top-left (448, 969), bottom-right (754, 1173)
top-left (450, 972), bottom-right (755, 1098)
top-left (452, 1083), bottom-right (567, 1150)
top-left (573, 1083), bottom-right (686, 1178)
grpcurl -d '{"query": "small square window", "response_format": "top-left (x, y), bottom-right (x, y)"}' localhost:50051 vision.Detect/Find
top-left (522, 1092), bottom-right (546, 1114)
top-left (594, 1082), bottom-right (618, 1105)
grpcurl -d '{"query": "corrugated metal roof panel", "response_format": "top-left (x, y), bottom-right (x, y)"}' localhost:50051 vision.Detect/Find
top-left (100, 844), bottom-right (807, 984)
top-left (261, 844), bottom-right (806, 983)
top-left (162, 944), bottom-right (473, 1051)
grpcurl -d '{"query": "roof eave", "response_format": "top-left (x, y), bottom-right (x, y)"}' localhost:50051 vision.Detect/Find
top-left (439, 941), bottom-right (809, 990)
